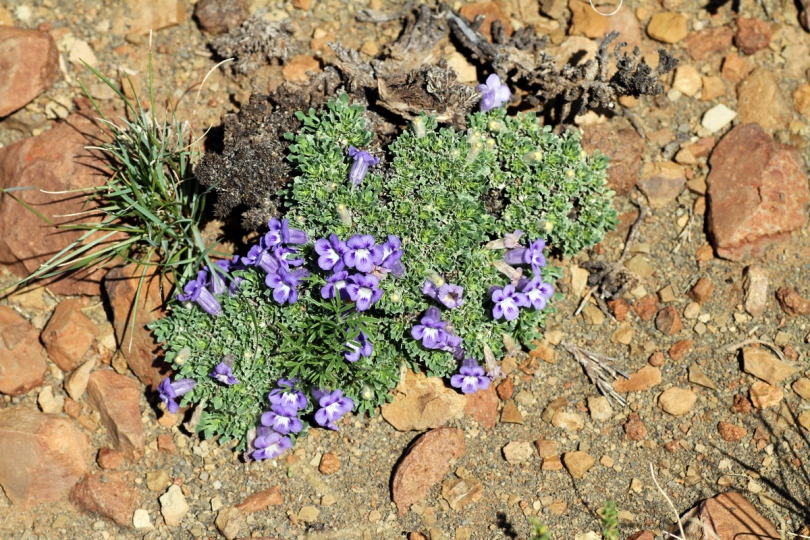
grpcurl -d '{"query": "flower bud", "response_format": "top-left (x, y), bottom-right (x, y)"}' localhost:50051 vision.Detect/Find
top-left (425, 270), bottom-right (445, 288)
top-left (466, 141), bottom-right (483, 163)
top-left (361, 384), bottom-right (374, 401)
top-left (174, 347), bottom-right (191, 365)
top-left (488, 119), bottom-right (506, 132)
top-left (337, 204), bottom-right (352, 227)
top-left (412, 116), bottom-right (426, 138)
top-left (523, 150), bottom-right (543, 163)
top-left (565, 169), bottom-right (575, 180)
top-left (485, 138), bottom-right (496, 150)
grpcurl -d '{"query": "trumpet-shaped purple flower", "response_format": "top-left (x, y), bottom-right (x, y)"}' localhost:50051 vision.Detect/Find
top-left (210, 362), bottom-right (239, 385)
top-left (348, 146), bottom-right (380, 186)
top-left (478, 74), bottom-right (511, 112)
top-left (344, 329), bottom-right (373, 362)
top-left (321, 270), bottom-right (349, 300)
top-left (437, 283), bottom-right (464, 309)
top-left (491, 284), bottom-right (529, 321)
top-left (504, 229), bottom-right (524, 248)
top-left (345, 274), bottom-right (383, 311)
top-left (450, 358), bottom-right (491, 394)
top-left (252, 427), bottom-right (292, 460)
top-left (243, 244), bottom-right (283, 275)
top-left (422, 279), bottom-right (439, 300)
top-left (314, 389), bottom-right (354, 430)
top-left (371, 235), bottom-right (404, 277)
top-left (504, 238), bottom-right (547, 274)
top-left (265, 267), bottom-right (310, 305)
top-left (343, 234), bottom-right (379, 273)
top-left (264, 217), bottom-right (308, 247)
top-left (411, 306), bottom-right (448, 349)
top-left (208, 260), bottom-right (232, 295)
top-left (268, 378), bottom-right (308, 412)
top-left (261, 403), bottom-right (303, 435)
top-left (158, 377), bottom-right (196, 414)
top-left (273, 245), bottom-right (304, 267)
top-left (442, 333), bottom-right (463, 355)
top-left (314, 234), bottom-right (347, 272)
top-left (176, 270), bottom-right (222, 316)
top-left (519, 276), bottom-right (555, 310)
top-left (227, 257), bottom-right (246, 295)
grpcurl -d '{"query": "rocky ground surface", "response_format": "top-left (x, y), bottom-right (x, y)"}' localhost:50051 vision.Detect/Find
top-left (1, 0), bottom-right (810, 539)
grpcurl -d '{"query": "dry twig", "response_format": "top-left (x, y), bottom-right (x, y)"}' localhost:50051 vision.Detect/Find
top-left (561, 341), bottom-right (628, 407)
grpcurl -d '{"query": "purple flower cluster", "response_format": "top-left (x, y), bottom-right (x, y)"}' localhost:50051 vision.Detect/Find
top-left (312, 387), bottom-right (354, 430)
top-left (315, 233), bottom-right (402, 309)
top-left (252, 378), bottom-right (308, 460)
top-left (491, 235), bottom-right (555, 321)
top-left (176, 259), bottom-right (242, 317)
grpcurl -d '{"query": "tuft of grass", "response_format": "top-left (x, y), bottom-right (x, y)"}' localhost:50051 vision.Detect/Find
top-left (2, 53), bottom-right (223, 342)
top-left (529, 517), bottom-right (551, 540)
top-left (599, 500), bottom-right (620, 540)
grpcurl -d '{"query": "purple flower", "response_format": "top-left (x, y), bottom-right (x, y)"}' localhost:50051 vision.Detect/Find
top-left (321, 270), bottom-right (349, 300)
top-left (478, 74), bottom-right (511, 112)
top-left (343, 234), bottom-right (379, 273)
top-left (504, 238), bottom-right (547, 274)
top-left (504, 230), bottom-right (524, 249)
top-left (264, 218), bottom-right (308, 247)
top-left (491, 284), bottom-right (529, 321)
top-left (411, 306), bottom-right (448, 349)
top-left (344, 329), bottom-right (373, 362)
top-left (158, 377), bottom-right (196, 414)
top-left (442, 333), bottom-right (463, 355)
top-left (268, 378), bottom-right (308, 412)
top-left (422, 279), bottom-right (439, 300)
top-left (450, 358), bottom-right (491, 394)
top-left (176, 270), bottom-right (222, 316)
top-left (371, 235), bottom-right (403, 274)
top-left (436, 283), bottom-right (464, 309)
top-left (265, 267), bottom-right (310, 305)
top-left (345, 274), bottom-right (383, 311)
top-left (227, 257), bottom-right (246, 295)
top-left (519, 276), bottom-right (555, 310)
top-left (244, 244), bottom-right (283, 275)
top-left (314, 389), bottom-right (354, 430)
top-left (314, 234), bottom-right (347, 272)
top-left (209, 260), bottom-right (232, 295)
top-left (252, 427), bottom-right (292, 460)
top-left (261, 403), bottom-right (303, 434)
top-left (273, 245), bottom-right (304, 267)
top-left (209, 361), bottom-right (239, 385)
top-left (348, 146), bottom-right (380, 186)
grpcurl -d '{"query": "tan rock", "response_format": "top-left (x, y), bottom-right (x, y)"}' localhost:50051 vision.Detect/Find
top-left (587, 396), bottom-right (613, 421)
top-left (503, 441), bottom-right (534, 464)
top-left (159, 484), bottom-right (189, 527)
top-left (235, 485), bottom-right (282, 514)
top-left (688, 364), bottom-right (717, 390)
top-left (0, 306), bottom-right (47, 396)
top-left (458, 2), bottom-right (513, 40)
top-left (613, 366), bottom-right (662, 393)
top-left (798, 410), bottom-right (810, 431)
top-left (551, 410), bottom-right (584, 431)
top-left (500, 400), bottom-right (524, 424)
top-left (737, 68), bottom-right (792, 132)
top-left (686, 27), bottom-right (734, 61)
top-left (64, 358), bottom-right (96, 401)
top-left (689, 277), bottom-right (714, 304)
top-left (775, 286), bottom-right (810, 316)
top-left (793, 84), bottom-right (810, 118)
top-left (672, 65), bottom-right (702, 97)
top-left (0, 407), bottom-right (88, 509)
top-left (125, 0), bottom-right (185, 36)
top-left (742, 347), bottom-right (797, 385)
top-left (87, 370), bottom-right (145, 461)
top-left (215, 506), bottom-right (243, 540)
top-left (744, 266), bottom-right (769, 317)
top-left (563, 451), bottom-right (595, 479)
top-left (40, 299), bottom-right (99, 372)
top-left (569, 0), bottom-right (608, 38)
top-left (282, 54), bottom-right (321, 84)
top-left (535, 439), bottom-right (558, 459)
top-left (677, 492), bottom-right (779, 539)
top-left (793, 378), bottom-right (810, 400)
top-left (717, 421), bottom-right (747, 442)
top-left (70, 470), bottom-right (141, 527)
top-left (392, 427), bottom-right (465, 515)
top-left (721, 54), bottom-right (754, 83)
top-left (659, 388), bottom-right (697, 416)
top-left (637, 162), bottom-right (685, 208)
top-left (647, 12), bottom-right (687, 43)
top-left (318, 453), bottom-right (340, 475)
top-left (441, 476), bottom-right (483, 510)
top-left (749, 380), bottom-right (783, 409)
top-left (382, 370), bottom-right (466, 431)
top-left (701, 76), bottom-right (726, 101)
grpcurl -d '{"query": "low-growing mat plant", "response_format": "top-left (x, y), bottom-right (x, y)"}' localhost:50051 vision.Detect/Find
top-left (152, 77), bottom-right (618, 457)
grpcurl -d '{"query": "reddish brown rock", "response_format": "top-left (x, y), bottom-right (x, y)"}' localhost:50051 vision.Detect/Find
top-left (627, 531), bottom-right (654, 540)
top-left (607, 298), bottom-right (630, 322)
top-left (458, 2), bottom-right (513, 40)
top-left (732, 394), bottom-right (753, 414)
top-left (70, 471), bottom-right (141, 527)
top-left (103, 264), bottom-right (172, 389)
top-left (614, 366), bottom-right (662, 393)
top-left (677, 492), bottom-right (779, 539)
top-left (194, 0), bottom-right (249, 35)
top-left (668, 340), bottom-right (692, 362)
top-left (318, 452), bottom-right (340, 475)
top-left (0, 113), bottom-right (107, 295)
top-left (496, 377), bottom-right (514, 401)
top-left (707, 124), bottom-right (809, 261)
top-left (775, 287), bottom-right (810, 316)
top-left (0, 407), bottom-right (88, 509)
top-left (96, 447), bottom-right (124, 470)
top-left (686, 26), bottom-right (734, 61)
top-left (235, 485), bottom-right (283, 514)
top-left (721, 54), bottom-right (754, 83)
top-left (737, 68), bottom-right (792, 132)
top-left (0, 306), bottom-right (47, 396)
top-left (40, 298), bottom-right (99, 372)
top-left (580, 125), bottom-right (644, 195)
top-left (0, 26), bottom-right (59, 117)
top-left (655, 306), bottom-right (683, 336)
top-left (63, 397), bottom-right (82, 418)
top-left (735, 17), bottom-right (771, 55)
top-left (633, 295), bottom-right (659, 321)
top-left (637, 162), bottom-right (686, 208)
top-left (87, 370), bottom-right (145, 461)
top-left (157, 434), bottom-right (177, 454)
top-left (463, 384), bottom-right (499, 429)
top-left (623, 412), bottom-right (647, 441)
top-left (689, 277), bottom-right (714, 304)
top-left (281, 54), bottom-right (321, 84)
top-left (717, 421), bottom-right (747, 442)
top-left (648, 351), bottom-right (666, 367)
top-left (392, 427), bottom-right (466, 515)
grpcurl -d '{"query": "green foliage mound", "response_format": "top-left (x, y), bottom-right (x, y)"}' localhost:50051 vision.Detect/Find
top-left (151, 93), bottom-right (616, 450)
